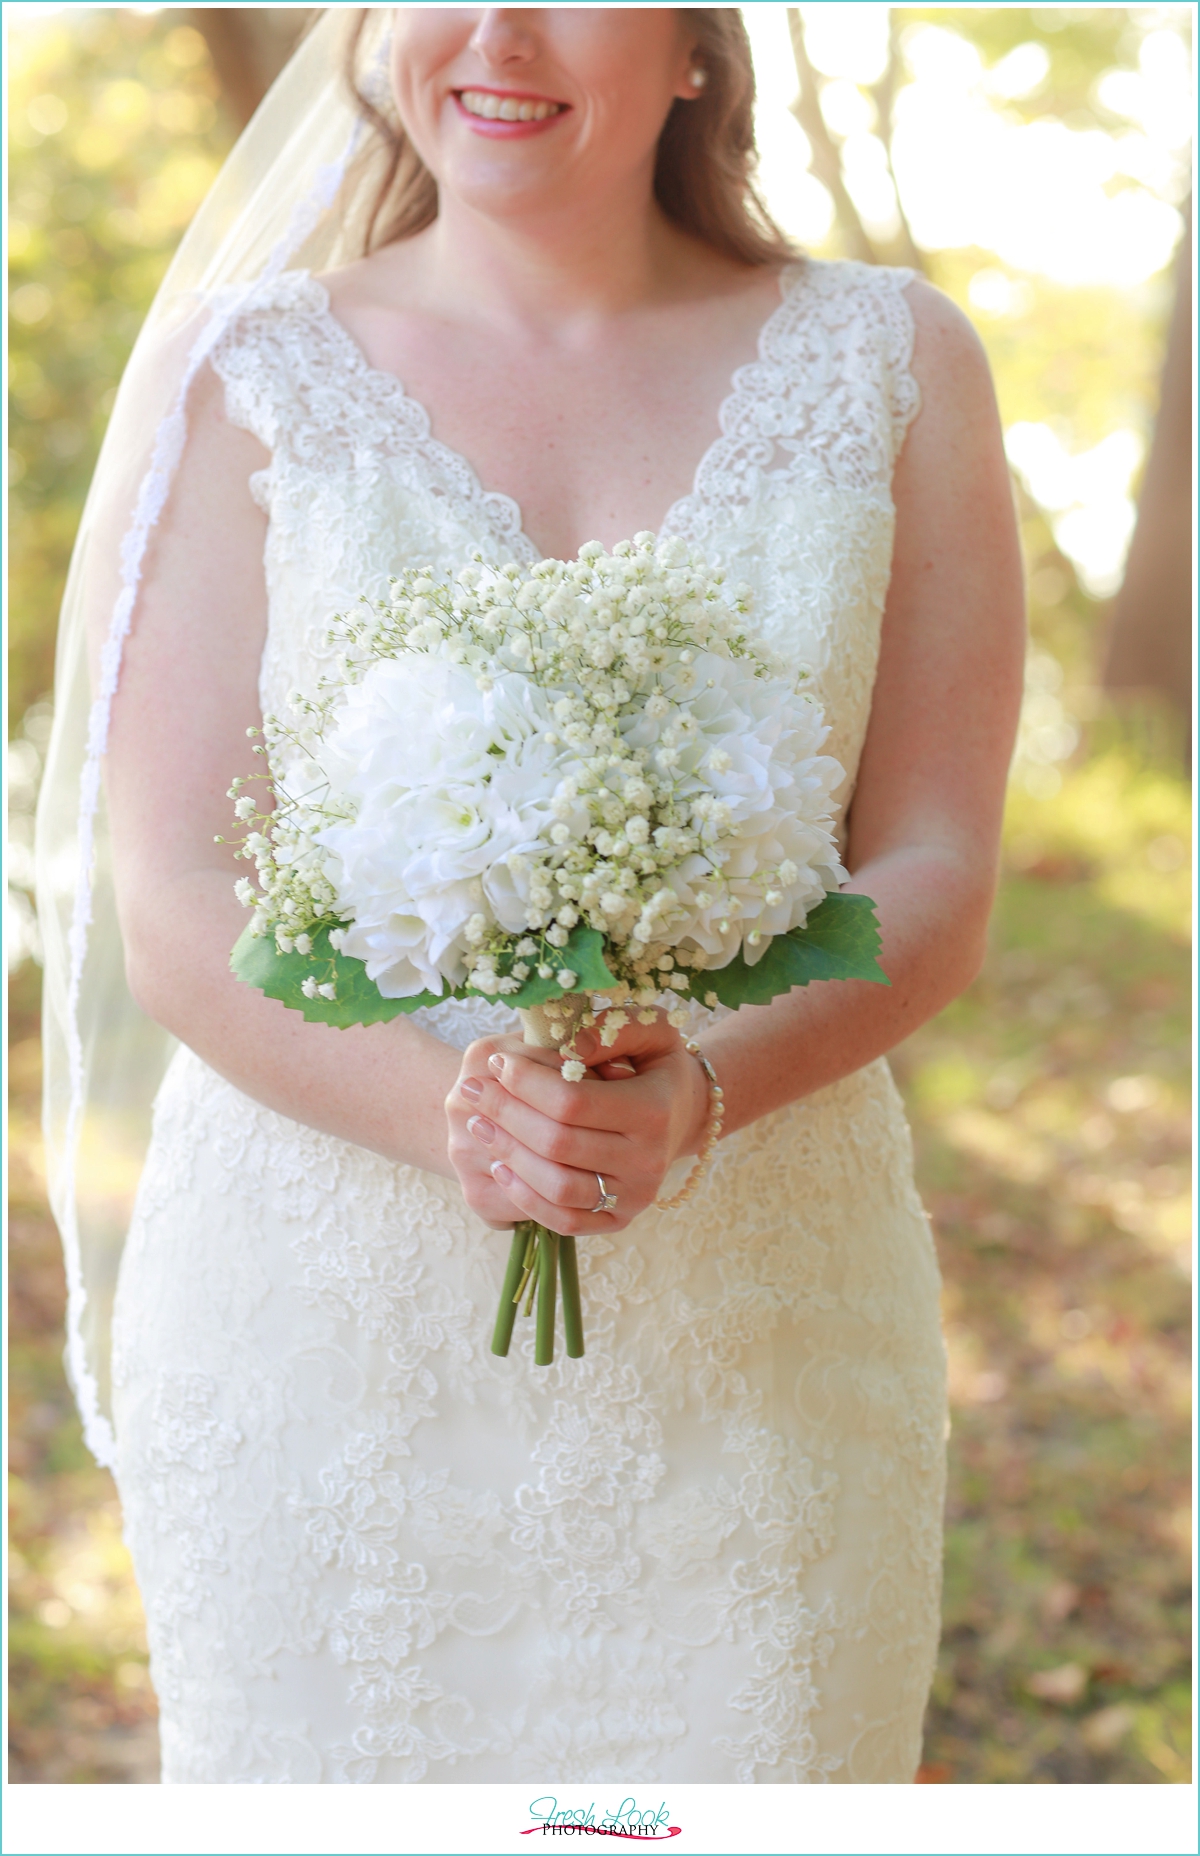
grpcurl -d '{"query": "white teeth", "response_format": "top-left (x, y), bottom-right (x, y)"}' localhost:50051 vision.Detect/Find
top-left (459, 90), bottom-right (560, 123)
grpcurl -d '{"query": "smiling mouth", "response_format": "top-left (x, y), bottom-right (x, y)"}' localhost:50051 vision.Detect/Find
top-left (456, 89), bottom-right (566, 123)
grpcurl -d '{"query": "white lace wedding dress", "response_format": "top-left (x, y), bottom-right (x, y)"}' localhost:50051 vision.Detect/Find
top-left (110, 257), bottom-right (948, 1785)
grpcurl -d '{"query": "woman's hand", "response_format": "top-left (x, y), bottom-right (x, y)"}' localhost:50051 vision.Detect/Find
top-left (445, 1014), bottom-right (710, 1234)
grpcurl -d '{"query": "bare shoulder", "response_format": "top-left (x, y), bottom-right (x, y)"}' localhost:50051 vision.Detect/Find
top-left (316, 234), bottom-right (430, 316)
top-left (900, 274), bottom-right (998, 425)
top-left (102, 293), bottom-right (270, 465)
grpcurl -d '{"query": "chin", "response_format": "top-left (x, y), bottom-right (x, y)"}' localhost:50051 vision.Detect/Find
top-left (443, 156), bottom-right (575, 222)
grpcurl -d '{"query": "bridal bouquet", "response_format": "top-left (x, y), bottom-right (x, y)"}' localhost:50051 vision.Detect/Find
top-left (227, 532), bottom-right (887, 1363)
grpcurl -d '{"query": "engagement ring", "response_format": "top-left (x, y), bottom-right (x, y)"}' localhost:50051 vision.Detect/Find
top-left (591, 1174), bottom-right (618, 1215)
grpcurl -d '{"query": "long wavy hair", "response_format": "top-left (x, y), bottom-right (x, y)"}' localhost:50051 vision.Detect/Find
top-left (342, 7), bottom-right (796, 266)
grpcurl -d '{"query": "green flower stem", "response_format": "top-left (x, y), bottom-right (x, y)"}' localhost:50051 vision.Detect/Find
top-left (491, 1223), bottom-right (534, 1357)
top-left (522, 1248), bottom-right (540, 1318)
top-left (535, 1227), bottom-right (559, 1366)
top-left (560, 1236), bottom-right (585, 1358)
top-left (512, 1224), bottom-right (539, 1305)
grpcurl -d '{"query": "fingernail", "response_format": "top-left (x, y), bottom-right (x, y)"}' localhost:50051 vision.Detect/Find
top-left (460, 1077), bottom-right (483, 1103)
top-left (490, 1161), bottom-right (514, 1187)
top-left (488, 1053), bottom-right (505, 1075)
top-left (572, 1028), bottom-right (598, 1059)
top-left (467, 1115), bottom-right (495, 1145)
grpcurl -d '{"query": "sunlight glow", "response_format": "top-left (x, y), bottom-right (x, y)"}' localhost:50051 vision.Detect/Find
top-left (743, 4), bottom-right (836, 247)
top-left (1005, 425), bottom-right (1145, 598)
top-left (744, 7), bottom-right (1190, 290)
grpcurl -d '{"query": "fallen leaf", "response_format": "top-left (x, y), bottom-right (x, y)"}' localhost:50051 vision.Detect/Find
top-left (1081, 1704), bottom-right (1135, 1753)
top-left (1026, 1662), bottom-right (1088, 1705)
top-left (1040, 1579), bottom-right (1081, 1625)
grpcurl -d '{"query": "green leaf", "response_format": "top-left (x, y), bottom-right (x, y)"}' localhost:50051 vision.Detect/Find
top-left (230, 922), bottom-right (463, 1028)
top-left (230, 919), bottom-right (619, 1028)
top-left (698, 892), bottom-right (890, 1010)
top-left (499, 925), bottom-right (617, 1008)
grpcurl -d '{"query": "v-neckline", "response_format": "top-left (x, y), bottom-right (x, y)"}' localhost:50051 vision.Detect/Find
top-left (302, 262), bottom-right (805, 560)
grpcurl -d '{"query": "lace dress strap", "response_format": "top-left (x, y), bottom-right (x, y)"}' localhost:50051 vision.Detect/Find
top-left (781, 259), bottom-right (920, 464)
top-left (206, 271), bottom-right (347, 455)
top-left (662, 259), bottom-right (921, 549)
top-left (205, 270), bottom-right (533, 558)
top-left (858, 261), bottom-right (922, 463)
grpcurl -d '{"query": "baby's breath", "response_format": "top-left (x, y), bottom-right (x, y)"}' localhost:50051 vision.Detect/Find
top-left (226, 532), bottom-right (844, 1007)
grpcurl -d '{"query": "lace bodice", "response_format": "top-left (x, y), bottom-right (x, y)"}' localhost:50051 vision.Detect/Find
top-left (111, 259), bottom-right (947, 1786)
top-left (209, 258), bottom-right (918, 1048)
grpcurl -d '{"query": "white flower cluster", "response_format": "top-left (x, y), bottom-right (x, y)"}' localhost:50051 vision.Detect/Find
top-left (230, 533), bottom-right (846, 1013)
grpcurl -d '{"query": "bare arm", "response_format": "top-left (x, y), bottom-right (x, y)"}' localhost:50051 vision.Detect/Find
top-left (99, 360), bottom-right (486, 1191)
top-left (696, 278), bottom-right (1026, 1125)
top-left (451, 280), bottom-right (1026, 1231)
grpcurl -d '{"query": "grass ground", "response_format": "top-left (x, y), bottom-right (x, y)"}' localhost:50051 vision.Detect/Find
top-left (7, 748), bottom-right (1191, 1784)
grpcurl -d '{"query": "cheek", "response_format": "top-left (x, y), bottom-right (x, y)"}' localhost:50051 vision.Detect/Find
top-left (387, 15), bottom-right (464, 156)
top-left (569, 32), bottom-right (686, 153)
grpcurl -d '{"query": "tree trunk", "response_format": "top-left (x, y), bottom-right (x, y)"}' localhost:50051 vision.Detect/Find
top-left (187, 8), bottom-right (317, 129)
top-left (1103, 211), bottom-right (1192, 748)
top-left (787, 7), bottom-right (880, 266)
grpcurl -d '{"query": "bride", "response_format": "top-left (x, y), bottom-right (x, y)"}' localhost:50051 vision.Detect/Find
top-left (38, 6), bottom-right (1023, 1784)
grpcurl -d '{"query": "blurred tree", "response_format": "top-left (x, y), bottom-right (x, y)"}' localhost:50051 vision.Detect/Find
top-left (186, 8), bottom-right (316, 129)
top-left (784, 4), bottom-right (1192, 761)
top-left (8, 11), bottom-right (232, 730)
top-left (1103, 212), bottom-right (1192, 746)
top-left (6, 7), bottom-right (317, 734)
top-left (786, 6), bottom-right (926, 272)
top-left (899, 4), bottom-right (1134, 125)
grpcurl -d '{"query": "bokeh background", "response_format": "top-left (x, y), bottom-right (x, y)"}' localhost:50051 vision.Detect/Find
top-left (7, 3), bottom-right (1192, 1785)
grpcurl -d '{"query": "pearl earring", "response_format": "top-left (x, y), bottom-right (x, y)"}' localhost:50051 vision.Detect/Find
top-left (689, 65), bottom-right (708, 89)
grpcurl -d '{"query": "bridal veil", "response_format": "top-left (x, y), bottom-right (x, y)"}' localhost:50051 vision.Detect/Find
top-left (35, 8), bottom-right (396, 1464)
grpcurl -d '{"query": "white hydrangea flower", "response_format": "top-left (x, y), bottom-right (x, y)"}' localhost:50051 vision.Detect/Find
top-left (236, 533), bottom-right (846, 1008)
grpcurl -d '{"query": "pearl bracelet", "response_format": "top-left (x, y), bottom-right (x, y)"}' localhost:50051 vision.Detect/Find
top-left (656, 1040), bottom-right (724, 1210)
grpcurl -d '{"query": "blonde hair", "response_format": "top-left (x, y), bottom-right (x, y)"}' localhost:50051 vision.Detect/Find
top-left (343, 7), bottom-right (795, 266)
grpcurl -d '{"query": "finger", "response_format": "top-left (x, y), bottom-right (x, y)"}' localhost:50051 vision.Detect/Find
top-left (457, 1032), bottom-right (550, 1082)
top-left (488, 1160), bottom-right (621, 1238)
top-left (593, 1056), bottom-right (636, 1080)
top-left (455, 1076), bottom-right (627, 1173)
top-left (450, 1151), bottom-right (545, 1230)
top-left (485, 1049), bottom-right (655, 1134)
top-left (466, 1113), bottom-right (620, 1212)
top-left (580, 1014), bottom-right (684, 1069)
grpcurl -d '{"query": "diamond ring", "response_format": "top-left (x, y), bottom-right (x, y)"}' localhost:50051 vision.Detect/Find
top-left (591, 1174), bottom-right (618, 1215)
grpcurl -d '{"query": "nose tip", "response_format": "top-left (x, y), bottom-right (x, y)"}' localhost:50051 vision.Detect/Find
top-left (469, 6), bottom-right (537, 63)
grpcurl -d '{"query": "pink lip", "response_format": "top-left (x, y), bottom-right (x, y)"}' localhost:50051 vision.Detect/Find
top-left (451, 89), bottom-right (569, 139)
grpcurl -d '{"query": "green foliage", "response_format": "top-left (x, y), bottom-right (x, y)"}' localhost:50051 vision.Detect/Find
top-left (230, 922), bottom-right (443, 1027)
top-left (700, 893), bottom-right (889, 1007)
top-left (891, 747), bottom-right (1191, 1784)
top-left (496, 927), bottom-right (617, 1004)
top-left (230, 920), bottom-right (619, 1026)
top-left (897, 7), bottom-right (1156, 128)
top-left (8, 12), bottom-right (233, 728)
top-left (932, 248), bottom-right (1170, 452)
top-left (232, 902), bottom-right (886, 1026)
